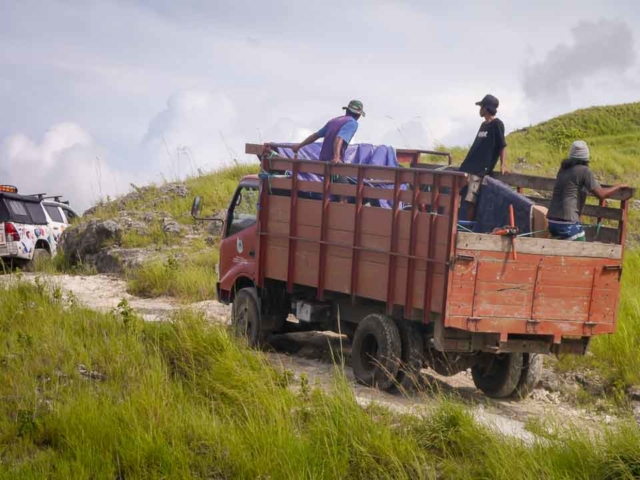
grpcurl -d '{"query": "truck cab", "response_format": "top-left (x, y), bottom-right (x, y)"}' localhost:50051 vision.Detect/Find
top-left (216, 175), bottom-right (260, 303)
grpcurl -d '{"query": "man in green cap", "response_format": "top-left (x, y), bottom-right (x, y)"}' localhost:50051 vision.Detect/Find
top-left (293, 100), bottom-right (365, 164)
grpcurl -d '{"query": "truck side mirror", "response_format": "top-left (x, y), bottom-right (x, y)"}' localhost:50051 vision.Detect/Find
top-left (191, 196), bottom-right (203, 219)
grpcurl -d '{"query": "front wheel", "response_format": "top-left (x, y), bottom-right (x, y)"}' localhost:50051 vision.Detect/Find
top-left (471, 353), bottom-right (523, 399)
top-left (351, 314), bottom-right (401, 391)
top-left (232, 288), bottom-right (266, 347)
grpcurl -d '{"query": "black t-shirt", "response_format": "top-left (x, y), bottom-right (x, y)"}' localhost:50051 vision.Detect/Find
top-left (459, 118), bottom-right (507, 175)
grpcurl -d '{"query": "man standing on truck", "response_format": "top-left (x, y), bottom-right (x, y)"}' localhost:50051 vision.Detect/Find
top-left (292, 100), bottom-right (364, 201)
top-left (547, 140), bottom-right (627, 241)
top-left (292, 100), bottom-right (364, 165)
top-left (459, 94), bottom-right (507, 220)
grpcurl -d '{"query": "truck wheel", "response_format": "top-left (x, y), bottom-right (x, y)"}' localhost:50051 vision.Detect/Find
top-left (232, 288), bottom-right (266, 347)
top-left (351, 314), bottom-right (401, 391)
top-left (471, 353), bottom-right (523, 399)
top-left (511, 353), bottom-right (543, 400)
top-left (391, 320), bottom-right (424, 393)
top-left (24, 249), bottom-right (51, 272)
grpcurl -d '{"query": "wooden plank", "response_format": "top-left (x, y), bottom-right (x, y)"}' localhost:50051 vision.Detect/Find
top-left (351, 168), bottom-right (365, 301)
top-left (246, 143), bottom-right (264, 155)
top-left (456, 232), bottom-right (622, 259)
top-left (446, 315), bottom-right (615, 337)
top-left (493, 172), bottom-right (635, 201)
top-left (526, 197), bottom-right (623, 221)
top-left (532, 285), bottom-right (591, 321)
top-left (584, 226), bottom-right (619, 244)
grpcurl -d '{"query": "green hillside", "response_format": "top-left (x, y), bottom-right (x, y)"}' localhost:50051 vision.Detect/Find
top-left (505, 102), bottom-right (640, 182)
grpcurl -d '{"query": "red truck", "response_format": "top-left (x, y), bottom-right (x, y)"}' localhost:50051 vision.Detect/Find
top-left (192, 143), bottom-right (634, 399)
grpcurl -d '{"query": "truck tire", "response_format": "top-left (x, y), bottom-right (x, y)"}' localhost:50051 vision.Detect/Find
top-left (391, 320), bottom-right (424, 393)
top-left (24, 249), bottom-right (51, 272)
top-left (351, 314), bottom-right (401, 391)
top-left (511, 353), bottom-right (543, 400)
top-left (232, 288), bottom-right (267, 347)
top-left (471, 353), bottom-right (523, 399)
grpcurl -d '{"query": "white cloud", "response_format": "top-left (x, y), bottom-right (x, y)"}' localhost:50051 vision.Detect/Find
top-left (0, 123), bottom-right (130, 212)
top-left (1, 1), bottom-right (639, 203)
top-left (522, 19), bottom-right (636, 108)
top-left (142, 89), bottom-right (247, 178)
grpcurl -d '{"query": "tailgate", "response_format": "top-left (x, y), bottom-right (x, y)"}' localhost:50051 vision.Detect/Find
top-left (446, 233), bottom-right (623, 341)
top-left (0, 222), bottom-right (5, 246)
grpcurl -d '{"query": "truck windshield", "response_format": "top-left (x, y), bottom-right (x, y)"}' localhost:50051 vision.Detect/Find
top-left (227, 186), bottom-right (259, 237)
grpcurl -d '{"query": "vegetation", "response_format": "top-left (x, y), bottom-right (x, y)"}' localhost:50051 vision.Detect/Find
top-left (1, 281), bottom-right (640, 479)
top-left (505, 102), bottom-right (640, 183)
top-left (127, 242), bottom-right (219, 303)
top-left (559, 250), bottom-right (640, 389)
top-left (90, 163), bottom-right (258, 228)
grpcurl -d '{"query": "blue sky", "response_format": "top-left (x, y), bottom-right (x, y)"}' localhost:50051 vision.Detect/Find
top-left (1, 0), bottom-right (638, 209)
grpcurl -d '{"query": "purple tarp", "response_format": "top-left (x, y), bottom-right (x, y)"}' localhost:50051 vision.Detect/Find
top-left (274, 143), bottom-right (403, 208)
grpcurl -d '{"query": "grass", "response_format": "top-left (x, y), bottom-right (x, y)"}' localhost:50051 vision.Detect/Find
top-left (89, 163), bottom-right (257, 229)
top-left (1, 280), bottom-right (640, 479)
top-left (557, 250), bottom-right (640, 390)
top-left (126, 242), bottom-right (218, 302)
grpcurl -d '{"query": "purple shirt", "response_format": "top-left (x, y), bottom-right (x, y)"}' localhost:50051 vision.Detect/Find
top-left (316, 115), bottom-right (359, 161)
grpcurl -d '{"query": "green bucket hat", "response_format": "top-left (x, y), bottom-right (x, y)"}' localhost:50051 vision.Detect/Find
top-left (343, 99), bottom-right (365, 117)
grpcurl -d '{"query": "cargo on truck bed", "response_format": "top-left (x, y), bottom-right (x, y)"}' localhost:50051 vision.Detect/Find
top-left (192, 143), bottom-right (635, 399)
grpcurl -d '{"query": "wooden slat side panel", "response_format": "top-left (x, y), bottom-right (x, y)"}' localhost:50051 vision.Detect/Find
top-left (532, 285), bottom-right (591, 322)
top-left (456, 232), bottom-right (622, 259)
top-left (493, 172), bottom-right (635, 201)
top-left (472, 260), bottom-right (537, 318)
top-left (445, 249), bottom-right (623, 335)
top-left (527, 197), bottom-right (623, 221)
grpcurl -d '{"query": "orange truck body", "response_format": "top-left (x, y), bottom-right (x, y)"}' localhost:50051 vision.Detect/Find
top-left (216, 144), bottom-right (632, 355)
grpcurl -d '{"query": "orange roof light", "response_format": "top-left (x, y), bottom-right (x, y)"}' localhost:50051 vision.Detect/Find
top-left (0, 185), bottom-right (18, 193)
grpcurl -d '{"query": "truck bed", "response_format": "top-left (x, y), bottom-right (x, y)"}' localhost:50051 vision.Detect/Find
top-left (248, 143), bottom-right (632, 351)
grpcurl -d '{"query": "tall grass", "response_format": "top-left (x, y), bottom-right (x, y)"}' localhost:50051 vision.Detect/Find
top-left (561, 250), bottom-right (640, 388)
top-left (126, 246), bottom-right (218, 302)
top-left (89, 164), bottom-right (257, 226)
top-left (1, 281), bottom-right (640, 479)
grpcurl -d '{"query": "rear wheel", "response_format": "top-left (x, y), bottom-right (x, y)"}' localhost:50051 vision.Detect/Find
top-left (471, 353), bottom-right (523, 399)
top-left (512, 353), bottom-right (543, 399)
top-left (391, 320), bottom-right (424, 393)
top-left (351, 314), bottom-right (401, 391)
top-left (232, 288), bottom-right (267, 347)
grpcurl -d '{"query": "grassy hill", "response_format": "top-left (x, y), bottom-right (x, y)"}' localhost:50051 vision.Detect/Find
top-left (505, 102), bottom-right (640, 182)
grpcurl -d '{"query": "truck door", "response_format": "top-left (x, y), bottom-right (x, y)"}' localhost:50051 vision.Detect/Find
top-left (218, 183), bottom-right (260, 295)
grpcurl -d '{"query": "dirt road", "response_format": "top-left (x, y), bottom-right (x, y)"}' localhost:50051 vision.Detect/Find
top-left (2, 273), bottom-right (620, 441)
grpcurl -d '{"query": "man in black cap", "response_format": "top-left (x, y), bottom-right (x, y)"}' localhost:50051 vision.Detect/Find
top-left (459, 94), bottom-right (507, 220)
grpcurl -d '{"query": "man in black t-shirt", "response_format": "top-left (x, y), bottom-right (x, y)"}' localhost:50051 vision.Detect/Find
top-left (459, 94), bottom-right (507, 220)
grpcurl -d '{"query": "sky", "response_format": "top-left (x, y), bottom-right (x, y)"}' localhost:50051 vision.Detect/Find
top-left (0, 0), bottom-right (638, 211)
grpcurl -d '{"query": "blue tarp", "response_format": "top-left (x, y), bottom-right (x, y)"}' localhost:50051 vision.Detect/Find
top-left (274, 143), bottom-right (403, 208)
top-left (472, 176), bottom-right (533, 234)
